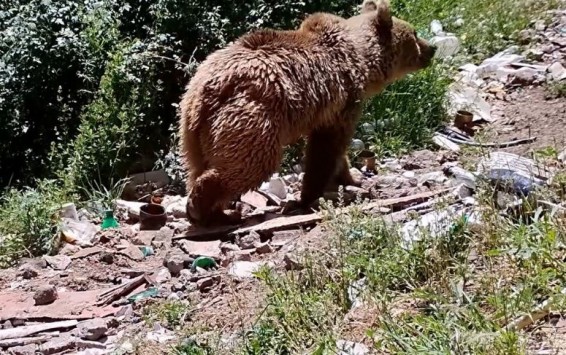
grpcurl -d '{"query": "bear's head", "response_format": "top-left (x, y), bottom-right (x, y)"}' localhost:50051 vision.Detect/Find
top-left (346, 0), bottom-right (436, 93)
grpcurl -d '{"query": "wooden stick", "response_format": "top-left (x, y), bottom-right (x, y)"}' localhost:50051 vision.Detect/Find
top-left (360, 188), bottom-right (453, 212)
top-left (0, 320), bottom-right (78, 341)
top-left (438, 132), bottom-right (537, 148)
top-left (504, 287), bottom-right (566, 331)
top-left (96, 274), bottom-right (147, 306)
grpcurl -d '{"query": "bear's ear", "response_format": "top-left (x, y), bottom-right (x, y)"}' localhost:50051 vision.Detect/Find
top-left (360, 0), bottom-right (378, 13)
top-left (361, 0), bottom-right (392, 28)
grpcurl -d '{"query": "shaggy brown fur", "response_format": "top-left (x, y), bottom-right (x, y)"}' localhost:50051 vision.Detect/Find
top-left (178, 0), bottom-right (436, 226)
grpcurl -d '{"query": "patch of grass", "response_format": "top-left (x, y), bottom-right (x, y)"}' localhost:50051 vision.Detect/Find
top-left (78, 175), bottom-right (129, 216)
top-left (547, 81), bottom-right (566, 98)
top-left (143, 299), bottom-right (192, 330)
top-left (239, 258), bottom-right (349, 354)
top-left (0, 179), bottom-right (72, 267)
top-left (360, 63), bottom-right (452, 157)
top-left (241, 167), bottom-right (566, 353)
top-left (171, 339), bottom-right (215, 355)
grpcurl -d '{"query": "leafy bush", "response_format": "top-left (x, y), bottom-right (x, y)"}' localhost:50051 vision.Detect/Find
top-left (358, 63), bottom-right (452, 156)
top-left (0, 0), bottom-right (122, 187)
top-left (0, 180), bottom-right (70, 266)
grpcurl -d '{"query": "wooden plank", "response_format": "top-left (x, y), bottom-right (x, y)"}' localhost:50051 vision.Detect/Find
top-left (0, 320), bottom-right (78, 341)
top-left (230, 213), bottom-right (322, 235)
top-left (361, 188), bottom-right (452, 212)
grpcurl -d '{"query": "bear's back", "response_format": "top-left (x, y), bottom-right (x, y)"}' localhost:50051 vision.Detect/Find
top-left (186, 21), bottom-right (369, 140)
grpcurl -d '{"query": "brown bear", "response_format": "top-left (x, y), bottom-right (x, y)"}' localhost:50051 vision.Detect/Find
top-left (178, 0), bottom-right (436, 227)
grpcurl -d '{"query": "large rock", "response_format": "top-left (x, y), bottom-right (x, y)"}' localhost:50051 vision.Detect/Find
top-left (164, 254), bottom-right (185, 276)
top-left (178, 239), bottom-right (222, 259)
top-left (43, 255), bottom-right (72, 271)
top-left (236, 231), bottom-right (261, 250)
top-left (228, 261), bottom-right (267, 278)
top-left (132, 230), bottom-right (156, 246)
top-left (152, 227), bottom-right (174, 249)
top-left (548, 62), bottom-right (566, 81)
top-left (77, 318), bottom-right (108, 341)
top-left (8, 344), bottom-right (37, 355)
top-left (165, 197), bottom-right (188, 219)
top-left (33, 285), bottom-right (58, 305)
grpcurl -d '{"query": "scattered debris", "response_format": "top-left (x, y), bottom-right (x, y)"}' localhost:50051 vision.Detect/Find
top-left (336, 340), bottom-right (370, 355)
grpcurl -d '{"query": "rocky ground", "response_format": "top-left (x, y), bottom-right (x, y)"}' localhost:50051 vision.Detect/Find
top-left (0, 8), bottom-right (565, 355)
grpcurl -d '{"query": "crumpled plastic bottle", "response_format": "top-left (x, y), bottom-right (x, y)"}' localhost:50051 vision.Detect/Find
top-left (101, 209), bottom-right (119, 229)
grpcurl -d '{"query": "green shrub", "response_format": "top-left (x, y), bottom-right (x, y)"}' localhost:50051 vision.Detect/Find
top-left (0, 180), bottom-right (70, 266)
top-left (359, 63), bottom-right (452, 157)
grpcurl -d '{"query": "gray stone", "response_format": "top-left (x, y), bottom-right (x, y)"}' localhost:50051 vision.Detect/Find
top-left (168, 221), bottom-right (190, 233)
top-left (40, 334), bottom-right (76, 354)
top-left (177, 239), bottom-right (222, 259)
top-left (534, 20), bottom-right (546, 31)
top-left (336, 340), bottom-right (369, 355)
top-left (43, 255), bottom-right (72, 271)
top-left (228, 261), bottom-right (266, 278)
top-left (517, 29), bottom-right (534, 44)
top-left (155, 268), bottom-right (172, 284)
top-left (152, 227), bottom-right (174, 249)
top-left (237, 231), bottom-right (261, 250)
top-left (220, 242), bottom-right (240, 254)
top-left (132, 230), bottom-right (156, 246)
top-left (167, 292), bottom-right (181, 301)
top-left (18, 264), bottom-right (39, 279)
top-left (77, 318), bottom-right (108, 341)
top-left (196, 277), bottom-right (216, 291)
top-left (284, 253), bottom-right (302, 271)
top-left (254, 242), bottom-right (273, 254)
top-left (165, 254), bottom-right (184, 276)
top-left (271, 230), bottom-right (300, 249)
top-left (118, 244), bottom-right (144, 262)
top-left (548, 62), bottom-right (566, 81)
top-left (33, 285), bottom-right (58, 305)
top-left (510, 67), bottom-right (538, 85)
top-left (8, 344), bottom-right (37, 355)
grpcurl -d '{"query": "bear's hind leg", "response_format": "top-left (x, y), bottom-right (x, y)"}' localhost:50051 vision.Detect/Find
top-left (186, 169), bottom-right (242, 227)
top-left (333, 154), bottom-right (362, 187)
top-left (298, 126), bottom-right (353, 210)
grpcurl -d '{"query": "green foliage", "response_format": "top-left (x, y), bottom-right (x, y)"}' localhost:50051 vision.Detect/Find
top-left (0, 0), bottom-right (122, 187)
top-left (359, 64), bottom-right (452, 156)
top-left (172, 341), bottom-right (215, 355)
top-left (0, 180), bottom-right (71, 266)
